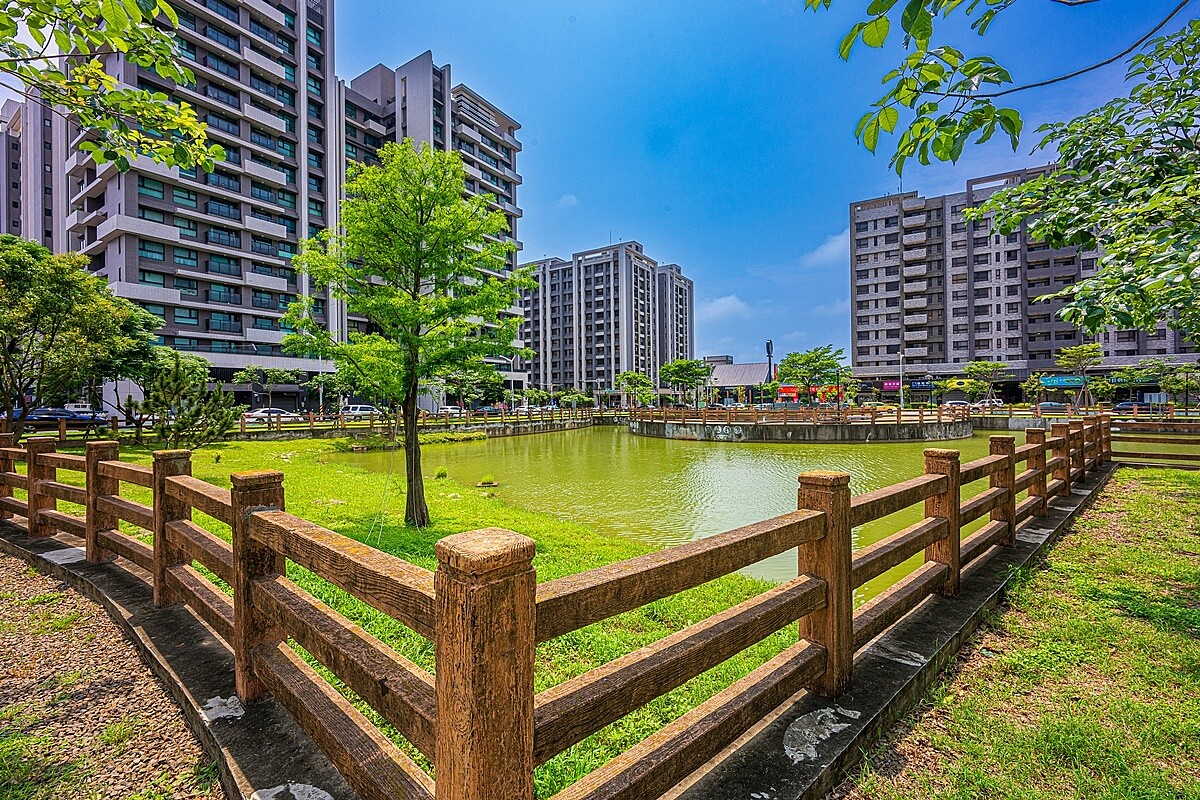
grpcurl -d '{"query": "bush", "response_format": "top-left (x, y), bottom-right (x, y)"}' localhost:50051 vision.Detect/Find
top-left (434, 466), bottom-right (448, 479)
top-left (479, 473), bottom-right (497, 485)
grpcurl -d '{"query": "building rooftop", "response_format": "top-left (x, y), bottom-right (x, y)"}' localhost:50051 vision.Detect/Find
top-left (710, 362), bottom-right (772, 388)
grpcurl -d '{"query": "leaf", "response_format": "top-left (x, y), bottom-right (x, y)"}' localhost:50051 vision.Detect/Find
top-left (839, 22), bottom-right (866, 60)
top-left (862, 16), bottom-right (891, 48)
top-left (878, 105), bottom-right (900, 133)
top-left (900, 0), bottom-right (934, 44)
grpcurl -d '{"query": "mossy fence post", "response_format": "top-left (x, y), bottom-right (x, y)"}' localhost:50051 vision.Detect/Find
top-left (152, 450), bottom-right (192, 607)
top-left (435, 528), bottom-right (536, 800)
top-left (990, 435), bottom-right (1017, 546)
top-left (1025, 428), bottom-right (1048, 516)
top-left (231, 469), bottom-right (286, 701)
top-left (797, 471), bottom-right (853, 696)
top-left (85, 440), bottom-right (120, 562)
top-left (0, 433), bottom-right (14, 520)
top-left (924, 448), bottom-right (961, 595)
top-left (25, 437), bottom-right (57, 538)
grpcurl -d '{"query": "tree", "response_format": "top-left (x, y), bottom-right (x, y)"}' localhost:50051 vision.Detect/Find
top-left (816, 1), bottom-right (1191, 173)
top-left (962, 361), bottom-right (1010, 401)
top-left (757, 381), bottom-right (780, 403)
top-left (658, 359), bottom-right (714, 408)
top-left (302, 371), bottom-right (355, 413)
top-left (438, 359), bottom-right (504, 408)
top-left (960, 379), bottom-right (990, 402)
top-left (1090, 377), bottom-right (1116, 403)
top-left (115, 346), bottom-right (210, 442)
top-left (1021, 373), bottom-right (1047, 404)
top-left (0, 235), bottom-right (161, 435)
top-left (1055, 343), bottom-right (1104, 407)
top-left (1, 0), bottom-right (224, 171)
top-left (232, 364), bottom-right (303, 408)
top-left (1160, 368), bottom-right (1200, 403)
top-left (558, 390), bottom-right (594, 408)
top-left (142, 352), bottom-right (241, 449)
top-left (615, 371), bottom-right (656, 408)
top-left (776, 346), bottom-right (846, 405)
top-left (973, 22), bottom-right (1200, 337)
top-left (285, 140), bottom-right (530, 527)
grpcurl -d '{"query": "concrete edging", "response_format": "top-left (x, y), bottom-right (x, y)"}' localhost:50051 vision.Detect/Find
top-left (673, 462), bottom-right (1116, 800)
top-left (630, 419), bottom-right (974, 443)
top-left (0, 523), bottom-right (359, 800)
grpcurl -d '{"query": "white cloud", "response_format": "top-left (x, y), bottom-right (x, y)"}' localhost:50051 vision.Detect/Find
top-left (696, 294), bottom-right (752, 325)
top-left (555, 193), bottom-right (579, 208)
top-left (798, 227), bottom-right (850, 270)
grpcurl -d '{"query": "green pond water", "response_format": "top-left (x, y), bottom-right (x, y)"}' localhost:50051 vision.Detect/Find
top-left (336, 426), bottom-right (1002, 599)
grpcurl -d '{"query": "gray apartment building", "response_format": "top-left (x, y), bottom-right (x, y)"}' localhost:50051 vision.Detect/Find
top-left (850, 166), bottom-right (1196, 388)
top-left (1, 97), bottom-right (68, 251)
top-left (337, 51), bottom-right (528, 395)
top-left (56, 0), bottom-right (339, 396)
top-left (520, 241), bottom-right (694, 393)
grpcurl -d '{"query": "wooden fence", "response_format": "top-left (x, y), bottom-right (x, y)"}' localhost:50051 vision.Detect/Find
top-left (1107, 418), bottom-right (1200, 468)
top-left (629, 406), bottom-right (971, 426)
top-left (0, 417), bottom-right (1115, 800)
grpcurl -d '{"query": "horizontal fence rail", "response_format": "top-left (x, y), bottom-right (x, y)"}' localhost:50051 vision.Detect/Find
top-left (0, 414), bottom-right (1135, 800)
top-left (629, 406), bottom-right (971, 426)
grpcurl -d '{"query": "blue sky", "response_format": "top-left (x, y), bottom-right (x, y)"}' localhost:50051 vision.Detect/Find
top-left (337, 0), bottom-right (1188, 363)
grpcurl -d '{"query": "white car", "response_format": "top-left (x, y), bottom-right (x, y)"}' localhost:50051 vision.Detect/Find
top-left (942, 400), bottom-right (971, 408)
top-left (340, 404), bottom-right (383, 421)
top-left (438, 405), bottom-right (465, 416)
top-left (244, 407), bottom-right (303, 424)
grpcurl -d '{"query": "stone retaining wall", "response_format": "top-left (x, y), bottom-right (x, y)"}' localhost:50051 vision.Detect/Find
top-left (629, 419), bottom-right (974, 443)
top-left (222, 417), bottom-right (594, 442)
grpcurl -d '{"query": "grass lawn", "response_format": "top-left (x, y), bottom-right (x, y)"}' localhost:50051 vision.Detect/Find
top-left (40, 436), bottom-right (793, 797)
top-left (832, 467), bottom-right (1200, 800)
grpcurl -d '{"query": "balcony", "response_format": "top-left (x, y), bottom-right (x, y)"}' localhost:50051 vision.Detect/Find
top-left (903, 297), bottom-right (928, 310)
top-left (207, 319), bottom-right (243, 333)
top-left (903, 313), bottom-right (928, 326)
top-left (245, 270), bottom-right (288, 291)
top-left (903, 280), bottom-right (928, 294)
top-left (903, 346), bottom-right (929, 358)
top-left (902, 248), bottom-right (927, 262)
top-left (243, 103), bottom-right (286, 134)
top-left (902, 264), bottom-right (927, 279)
top-left (902, 214), bottom-right (926, 228)
top-left (245, 325), bottom-right (284, 343)
top-left (904, 328), bottom-right (929, 342)
top-left (252, 295), bottom-right (283, 310)
top-left (207, 289), bottom-right (243, 305)
top-left (902, 232), bottom-right (927, 246)
top-left (244, 158), bottom-right (287, 186)
top-left (901, 196), bottom-right (925, 212)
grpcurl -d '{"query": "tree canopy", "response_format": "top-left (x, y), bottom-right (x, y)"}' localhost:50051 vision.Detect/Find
top-left (776, 346), bottom-right (847, 403)
top-left (285, 140), bottom-right (529, 527)
top-left (1055, 342), bottom-right (1104, 407)
top-left (615, 371), bottom-right (657, 407)
top-left (2, 0), bottom-right (223, 170)
top-left (0, 235), bottom-right (160, 432)
top-left (658, 359), bottom-right (713, 407)
top-left (962, 361), bottom-right (1010, 400)
top-left (973, 21), bottom-right (1200, 337)
top-left (816, 0), bottom-right (1191, 173)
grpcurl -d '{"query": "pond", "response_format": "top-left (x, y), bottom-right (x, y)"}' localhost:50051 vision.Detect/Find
top-left (336, 426), bottom-right (1001, 598)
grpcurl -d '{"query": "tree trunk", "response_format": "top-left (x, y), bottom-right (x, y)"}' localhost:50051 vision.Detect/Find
top-left (403, 384), bottom-right (430, 528)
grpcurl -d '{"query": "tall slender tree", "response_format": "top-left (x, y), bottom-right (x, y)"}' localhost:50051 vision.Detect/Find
top-left (285, 141), bottom-right (531, 527)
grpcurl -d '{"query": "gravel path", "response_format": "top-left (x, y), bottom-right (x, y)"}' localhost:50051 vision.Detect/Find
top-left (0, 553), bottom-right (226, 800)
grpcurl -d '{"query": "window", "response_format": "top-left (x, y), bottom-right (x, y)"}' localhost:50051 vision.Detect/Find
top-left (208, 255), bottom-right (240, 275)
top-left (855, 221), bottom-right (869, 232)
top-left (138, 270), bottom-right (165, 286)
top-left (138, 206), bottom-right (166, 223)
top-left (173, 187), bottom-right (198, 207)
top-left (173, 247), bottom-right (199, 267)
top-left (306, 76), bottom-right (323, 97)
top-left (137, 176), bottom-right (164, 198)
top-left (174, 217), bottom-right (198, 238)
top-left (306, 24), bottom-right (322, 46)
top-left (307, 175), bottom-right (323, 193)
top-left (138, 239), bottom-right (165, 260)
top-left (278, 190), bottom-right (297, 209)
top-left (174, 277), bottom-right (198, 297)
top-left (205, 24), bottom-right (239, 50)
top-left (206, 112), bottom-right (239, 135)
top-left (345, 143), bottom-right (359, 159)
top-left (140, 303), bottom-right (165, 320)
top-left (174, 308), bottom-right (199, 326)
top-left (307, 151), bottom-right (323, 169)
top-left (277, 87), bottom-right (295, 107)
top-left (277, 139), bottom-right (296, 158)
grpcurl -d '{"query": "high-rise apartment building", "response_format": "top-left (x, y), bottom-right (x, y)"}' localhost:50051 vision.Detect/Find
top-left (850, 166), bottom-right (1196, 385)
top-left (1, 97), bottom-right (68, 251)
top-left (337, 51), bottom-right (527, 394)
top-left (61, 0), bottom-right (338, 390)
top-left (520, 242), bottom-right (694, 392)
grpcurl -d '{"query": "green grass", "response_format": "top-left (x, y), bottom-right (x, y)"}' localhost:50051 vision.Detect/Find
top-left (0, 704), bottom-right (83, 800)
top-left (844, 467), bottom-right (1200, 800)
top-left (51, 437), bottom-right (788, 797)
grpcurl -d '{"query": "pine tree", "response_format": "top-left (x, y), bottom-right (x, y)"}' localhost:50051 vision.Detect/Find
top-left (144, 352), bottom-right (242, 449)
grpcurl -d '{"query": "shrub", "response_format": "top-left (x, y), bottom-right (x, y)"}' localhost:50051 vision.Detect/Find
top-left (479, 473), bottom-right (496, 485)
top-left (434, 466), bottom-right (448, 479)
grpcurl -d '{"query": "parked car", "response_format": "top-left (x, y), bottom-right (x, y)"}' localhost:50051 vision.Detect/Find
top-left (475, 405), bottom-right (501, 415)
top-left (942, 400), bottom-right (971, 408)
top-left (339, 404), bottom-right (382, 421)
top-left (243, 407), bottom-right (303, 424)
top-left (858, 401), bottom-right (896, 410)
top-left (1037, 402), bottom-right (1069, 413)
top-left (63, 403), bottom-right (108, 422)
top-left (22, 408), bottom-right (109, 430)
top-left (970, 398), bottom-right (1005, 411)
top-left (1112, 401), bottom-right (1158, 414)
top-left (438, 405), bottom-right (465, 416)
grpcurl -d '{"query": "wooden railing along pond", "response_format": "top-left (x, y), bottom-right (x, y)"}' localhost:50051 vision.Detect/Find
top-left (0, 417), bottom-right (1121, 800)
top-left (630, 405), bottom-right (971, 426)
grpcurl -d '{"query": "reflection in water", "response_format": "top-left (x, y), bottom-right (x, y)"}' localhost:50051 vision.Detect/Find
top-left (337, 427), bottom-right (997, 593)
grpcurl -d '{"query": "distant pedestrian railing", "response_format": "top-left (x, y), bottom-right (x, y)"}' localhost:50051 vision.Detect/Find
top-left (629, 406), bottom-right (971, 426)
top-left (0, 416), bottom-right (1117, 800)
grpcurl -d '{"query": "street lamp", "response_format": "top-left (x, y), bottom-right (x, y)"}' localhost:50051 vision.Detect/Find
top-left (898, 351), bottom-right (906, 410)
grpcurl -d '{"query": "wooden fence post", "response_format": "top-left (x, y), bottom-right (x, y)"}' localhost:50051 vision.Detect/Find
top-left (0, 433), bottom-right (14, 520)
top-left (85, 441), bottom-right (120, 563)
top-left (110, 416), bottom-right (119, 435)
top-left (57, 418), bottom-right (67, 442)
top-left (152, 450), bottom-right (192, 606)
top-left (1068, 419), bottom-right (1085, 482)
top-left (1025, 428), bottom-right (1048, 517)
top-left (797, 471), bottom-right (853, 696)
top-left (924, 449), bottom-right (961, 596)
top-left (230, 470), bottom-right (286, 702)
top-left (435, 528), bottom-right (536, 800)
top-left (1100, 413), bottom-right (1112, 462)
top-left (25, 437), bottom-right (57, 538)
top-left (1050, 422), bottom-right (1071, 495)
top-left (990, 435), bottom-right (1017, 546)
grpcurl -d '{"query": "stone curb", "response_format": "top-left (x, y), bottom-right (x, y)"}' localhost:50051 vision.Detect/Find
top-left (0, 521), bottom-right (359, 800)
top-left (674, 462), bottom-right (1116, 800)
